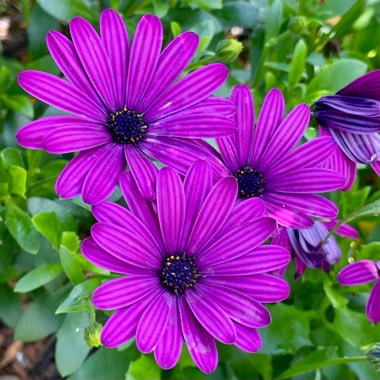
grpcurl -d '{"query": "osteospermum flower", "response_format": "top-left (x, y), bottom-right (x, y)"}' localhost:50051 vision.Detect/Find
top-left (81, 161), bottom-right (291, 373)
top-left (273, 220), bottom-right (358, 278)
top-left (16, 9), bottom-right (234, 205)
top-left (216, 84), bottom-right (345, 228)
top-left (314, 71), bottom-right (380, 190)
top-left (337, 260), bottom-right (380, 324)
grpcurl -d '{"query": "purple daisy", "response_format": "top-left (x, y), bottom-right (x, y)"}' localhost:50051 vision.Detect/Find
top-left (81, 161), bottom-right (290, 373)
top-left (216, 84), bottom-right (345, 228)
top-left (16, 9), bottom-right (234, 205)
top-left (337, 260), bottom-right (380, 324)
top-left (273, 220), bottom-right (358, 278)
top-left (314, 71), bottom-right (380, 190)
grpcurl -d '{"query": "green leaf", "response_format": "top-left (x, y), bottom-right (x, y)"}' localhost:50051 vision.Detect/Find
top-left (3, 95), bottom-right (34, 118)
top-left (8, 166), bottom-right (27, 197)
top-left (61, 231), bottom-right (80, 252)
top-left (288, 39), bottom-right (307, 87)
top-left (32, 211), bottom-right (62, 250)
top-left (265, 0), bottom-right (283, 43)
top-left (0, 66), bottom-right (12, 91)
top-left (188, 0), bottom-right (222, 10)
top-left (56, 278), bottom-right (101, 314)
top-left (170, 21), bottom-right (182, 37)
top-left (125, 355), bottom-right (161, 380)
top-left (358, 242), bottom-right (380, 261)
top-left (5, 202), bottom-right (41, 254)
top-left (1, 147), bottom-right (24, 167)
top-left (60, 245), bottom-right (84, 285)
top-left (307, 59), bottom-right (367, 95)
top-left (15, 263), bottom-right (62, 292)
top-left (36, 0), bottom-right (97, 22)
top-left (191, 20), bottom-right (215, 51)
top-left (215, 1), bottom-right (259, 29)
top-left (0, 283), bottom-right (21, 328)
top-left (56, 312), bottom-right (91, 377)
top-left (324, 282), bottom-right (348, 309)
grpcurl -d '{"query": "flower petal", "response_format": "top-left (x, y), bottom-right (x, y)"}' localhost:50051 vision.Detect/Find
top-left (136, 291), bottom-right (172, 353)
top-left (126, 14), bottom-right (163, 110)
top-left (154, 303), bottom-right (182, 370)
top-left (337, 260), bottom-right (379, 286)
top-left (338, 69), bottom-right (380, 100)
top-left (70, 16), bottom-right (117, 111)
top-left (157, 167), bottom-right (186, 254)
top-left (82, 143), bottom-right (125, 205)
top-left (217, 136), bottom-right (239, 173)
top-left (100, 9), bottom-right (130, 109)
top-left (92, 275), bottom-right (160, 310)
top-left (234, 323), bottom-right (262, 353)
top-left (137, 31), bottom-right (199, 113)
top-left (187, 176), bottom-right (237, 255)
top-left (250, 89), bottom-right (284, 167)
top-left (18, 70), bottom-right (106, 121)
top-left (367, 280), bottom-right (380, 324)
top-left (178, 297), bottom-right (218, 374)
top-left (185, 290), bottom-right (236, 344)
top-left (144, 63), bottom-right (228, 122)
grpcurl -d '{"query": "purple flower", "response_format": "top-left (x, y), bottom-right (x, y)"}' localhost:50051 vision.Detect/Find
top-left (16, 9), bottom-right (234, 205)
top-left (81, 161), bottom-right (290, 373)
top-left (314, 71), bottom-right (380, 190)
top-left (273, 219), bottom-right (358, 278)
top-left (337, 260), bottom-right (380, 324)
top-left (216, 84), bottom-right (345, 228)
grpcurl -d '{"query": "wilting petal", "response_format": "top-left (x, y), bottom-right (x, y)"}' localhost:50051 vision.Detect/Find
top-left (82, 143), bottom-right (125, 205)
top-left (178, 297), bottom-right (218, 374)
top-left (234, 323), bottom-right (262, 353)
top-left (367, 280), bottom-right (380, 324)
top-left (337, 260), bottom-right (379, 286)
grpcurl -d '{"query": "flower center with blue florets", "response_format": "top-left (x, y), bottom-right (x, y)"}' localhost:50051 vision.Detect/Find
top-left (160, 254), bottom-right (200, 296)
top-left (107, 107), bottom-right (147, 144)
top-left (235, 167), bottom-right (265, 199)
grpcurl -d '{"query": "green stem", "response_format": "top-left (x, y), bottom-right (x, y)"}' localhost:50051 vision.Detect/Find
top-left (186, 56), bottom-right (215, 72)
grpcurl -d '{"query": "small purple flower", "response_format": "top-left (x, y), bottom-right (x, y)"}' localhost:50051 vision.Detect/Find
top-left (337, 260), bottom-right (380, 324)
top-left (314, 71), bottom-right (380, 190)
top-left (81, 161), bottom-right (290, 373)
top-left (16, 9), bottom-right (234, 205)
top-left (273, 219), bottom-right (358, 278)
top-left (216, 84), bottom-right (345, 228)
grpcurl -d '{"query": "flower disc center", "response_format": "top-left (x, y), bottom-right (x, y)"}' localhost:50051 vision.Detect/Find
top-left (235, 167), bottom-right (264, 199)
top-left (160, 254), bottom-right (199, 296)
top-left (107, 108), bottom-right (147, 144)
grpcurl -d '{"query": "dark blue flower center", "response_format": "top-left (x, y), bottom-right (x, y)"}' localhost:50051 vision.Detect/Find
top-left (107, 108), bottom-right (147, 144)
top-left (235, 167), bottom-right (264, 199)
top-left (160, 254), bottom-right (199, 296)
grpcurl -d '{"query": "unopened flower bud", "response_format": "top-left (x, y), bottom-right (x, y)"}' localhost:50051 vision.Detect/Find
top-left (367, 343), bottom-right (380, 370)
top-left (215, 39), bottom-right (243, 63)
top-left (84, 321), bottom-right (103, 348)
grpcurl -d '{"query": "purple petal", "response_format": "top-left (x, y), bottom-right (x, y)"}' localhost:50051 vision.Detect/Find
top-left (144, 63), bottom-right (228, 122)
top-left (179, 97), bottom-right (236, 116)
top-left (124, 145), bottom-right (158, 201)
top-left (338, 70), bottom-right (380, 100)
top-left (178, 160), bottom-right (213, 251)
top-left (154, 303), bottom-right (182, 370)
top-left (367, 280), bottom-right (380, 324)
top-left (371, 160), bottom-right (380, 176)
top-left (91, 223), bottom-right (161, 269)
top-left (264, 199), bottom-right (314, 228)
top-left (42, 122), bottom-right (110, 153)
top-left (337, 260), bottom-right (379, 286)
top-left (137, 31), bottom-right (199, 113)
top-left (136, 291), bottom-right (172, 353)
top-left (119, 172), bottom-right (164, 250)
top-left (92, 275), bottom-right (159, 310)
top-left (266, 168), bottom-right (345, 193)
top-left (185, 290), bottom-right (236, 344)
top-left (70, 16), bottom-right (117, 111)
top-left (101, 291), bottom-right (158, 348)
top-left (204, 245), bottom-right (291, 276)
top-left (207, 274), bottom-right (290, 303)
top-left (55, 144), bottom-right (111, 199)
top-left (157, 168), bottom-right (186, 254)
top-left (100, 9), bottom-right (130, 110)
top-left (199, 217), bottom-right (276, 266)
top-left (263, 193), bottom-right (338, 219)
top-left (266, 136), bottom-right (338, 179)
top-left (18, 71), bottom-right (106, 121)
top-left (81, 237), bottom-right (143, 275)
top-left (178, 297), bottom-right (218, 374)
top-left (187, 176), bottom-right (237, 255)
top-left (126, 14), bottom-right (163, 110)
top-left (147, 113), bottom-right (236, 138)
top-left (217, 136), bottom-right (239, 173)
top-left (234, 323), bottom-right (262, 353)
top-left (46, 31), bottom-right (103, 107)
top-left (250, 89), bottom-right (284, 167)
top-left (82, 143), bottom-right (125, 205)
top-left (323, 219), bottom-right (359, 239)
top-left (230, 85), bottom-right (255, 167)
top-left (198, 282), bottom-right (271, 328)
top-left (259, 104), bottom-right (310, 172)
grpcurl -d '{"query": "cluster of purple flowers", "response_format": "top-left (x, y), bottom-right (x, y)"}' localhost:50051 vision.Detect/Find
top-left (16, 9), bottom-right (380, 373)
